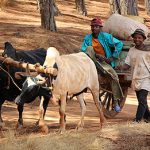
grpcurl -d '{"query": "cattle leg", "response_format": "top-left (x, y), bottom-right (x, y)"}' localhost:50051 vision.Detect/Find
top-left (38, 96), bottom-right (45, 121)
top-left (0, 105), bottom-right (5, 128)
top-left (38, 96), bottom-right (49, 134)
top-left (37, 96), bottom-right (49, 122)
top-left (76, 94), bottom-right (86, 131)
top-left (59, 95), bottom-right (67, 134)
top-left (17, 105), bottom-right (23, 129)
top-left (91, 91), bottom-right (106, 128)
top-left (43, 97), bottom-right (49, 119)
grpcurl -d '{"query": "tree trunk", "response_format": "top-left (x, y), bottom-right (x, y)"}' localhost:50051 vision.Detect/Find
top-left (109, 0), bottom-right (121, 14)
top-left (37, 0), bottom-right (60, 16)
top-left (126, 0), bottom-right (138, 15)
top-left (39, 0), bottom-right (57, 32)
top-left (75, 0), bottom-right (87, 16)
top-left (53, 2), bottom-right (61, 16)
top-left (120, 0), bottom-right (127, 15)
top-left (145, 0), bottom-right (150, 15)
top-left (109, 0), bottom-right (138, 16)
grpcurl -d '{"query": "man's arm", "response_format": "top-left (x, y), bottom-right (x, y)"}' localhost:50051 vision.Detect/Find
top-left (106, 34), bottom-right (123, 58)
top-left (81, 34), bottom-right (93, 52)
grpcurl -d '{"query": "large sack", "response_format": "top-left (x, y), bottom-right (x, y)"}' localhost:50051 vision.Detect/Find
top-left (102, 14), bottom-right (149, 40)
top-left (124, 15), bottom-right (145, 24)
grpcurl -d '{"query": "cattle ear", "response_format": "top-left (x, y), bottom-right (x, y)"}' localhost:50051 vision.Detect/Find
top-left (3, 42), bottom-right (17, 59)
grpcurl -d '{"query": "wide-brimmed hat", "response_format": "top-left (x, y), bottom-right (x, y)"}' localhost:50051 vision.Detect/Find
top-left (91, 17), bottom-right (103, 27)
top-left (131, 29), bottom-right (146, 39)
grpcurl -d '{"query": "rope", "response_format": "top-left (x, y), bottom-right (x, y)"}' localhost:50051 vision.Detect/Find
top-left (0, 65), bottom-right (22, 91)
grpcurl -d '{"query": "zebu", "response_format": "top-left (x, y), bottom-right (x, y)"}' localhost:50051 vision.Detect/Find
top-left (15, 47), bottom-right (106, 133)
top-left (0, 42), bottom-right (50, 129)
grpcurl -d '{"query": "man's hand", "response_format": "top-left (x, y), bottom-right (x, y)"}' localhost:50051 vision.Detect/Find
top-left (115, 64), bottom-right (130, 70)
top-left (95, 54), bottom-right (105, 62)
top-left (104, 57), bottom-right (114, 64)
top-left (115, 65), bottom-right (123, 70)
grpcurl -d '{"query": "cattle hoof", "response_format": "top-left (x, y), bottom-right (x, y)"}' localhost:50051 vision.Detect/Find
top-left (58, 128), bottom-right (66, 134)
top-left (75, 126), bottom-right (83, 132)
top-left (16, 123), bottom-right (23, 130)
top-left (40, 125), bottom-right (49, 134)
top-left (38, 120), bottom-right (49, 134)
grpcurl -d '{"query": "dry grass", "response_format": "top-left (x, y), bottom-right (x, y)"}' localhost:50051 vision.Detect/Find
top-left (0, 123), bottom-right (150, 150)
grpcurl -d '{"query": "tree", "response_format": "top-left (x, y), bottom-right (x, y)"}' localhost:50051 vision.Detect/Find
top-left (126, 0), bottom-right (138, 15)
top-left (39, 0), bottom-right (57, 31)
top-left (75, 0), bottom-right (87, 16)
top-left (145, 0), bottom-right (150, 15)
top-left (109, 0), bottom-right (138, 16)
top-left (109, 0), bottom-right (121, 14)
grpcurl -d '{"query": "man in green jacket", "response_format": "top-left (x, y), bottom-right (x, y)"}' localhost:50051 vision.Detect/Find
top-left (81, 17), bottom-right (124, 112)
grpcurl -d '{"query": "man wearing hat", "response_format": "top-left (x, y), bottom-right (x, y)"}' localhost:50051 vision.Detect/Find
top-left (81, 17), bottom-right (124, 112)
top-left (117, 28), bottom-right (150, 123)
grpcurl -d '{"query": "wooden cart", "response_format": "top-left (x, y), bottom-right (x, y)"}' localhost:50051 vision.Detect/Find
top-left (100, 42), bottom-right (132, 118)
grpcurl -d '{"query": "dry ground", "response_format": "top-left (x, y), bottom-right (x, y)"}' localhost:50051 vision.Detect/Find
top-left (0, 89), bottom-right (150, 150)
top-left (0, 0), bottom-right (150, 149)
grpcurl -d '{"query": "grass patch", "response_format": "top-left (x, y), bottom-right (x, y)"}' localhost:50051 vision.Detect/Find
top-left (0, 123), bottom-right (150, 150)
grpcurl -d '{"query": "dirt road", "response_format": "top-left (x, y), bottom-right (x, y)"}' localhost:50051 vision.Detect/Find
top-left (1, 88), bottom-right (149, 134)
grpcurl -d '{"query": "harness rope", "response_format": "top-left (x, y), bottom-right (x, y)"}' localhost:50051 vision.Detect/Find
top-left (0, 65), bottom-right (22, 91)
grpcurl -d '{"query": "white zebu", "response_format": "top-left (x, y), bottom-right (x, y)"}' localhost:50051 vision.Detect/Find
top-left (40, 47), bottom-right (105, 133)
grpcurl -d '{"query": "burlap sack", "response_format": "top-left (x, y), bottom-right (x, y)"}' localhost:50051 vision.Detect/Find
top-left (102, 14), bottom-right (149, 40)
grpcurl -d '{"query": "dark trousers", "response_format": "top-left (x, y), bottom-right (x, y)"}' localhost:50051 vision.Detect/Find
top-left (135, 89), bottom-right (150, 121)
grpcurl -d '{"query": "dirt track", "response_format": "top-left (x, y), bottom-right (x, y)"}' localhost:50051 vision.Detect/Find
top-left (1, 88), bottom-right (150, 135)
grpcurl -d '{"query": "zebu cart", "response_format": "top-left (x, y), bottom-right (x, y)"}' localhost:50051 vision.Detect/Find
top-left (100, 14), bottom-right (150, 118)
top-left (99, 41), bottom-right (133, 118)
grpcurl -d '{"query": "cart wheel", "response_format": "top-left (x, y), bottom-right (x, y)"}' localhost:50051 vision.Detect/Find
top-left (100, 85), bottom-right (128, 118)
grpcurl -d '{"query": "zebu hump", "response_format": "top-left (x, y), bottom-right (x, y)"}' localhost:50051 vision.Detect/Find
top-left (58, 52), bottom-right (94, 69)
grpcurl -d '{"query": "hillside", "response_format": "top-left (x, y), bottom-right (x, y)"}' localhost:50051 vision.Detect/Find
top-left (0, 0), bottom-right (150, 54)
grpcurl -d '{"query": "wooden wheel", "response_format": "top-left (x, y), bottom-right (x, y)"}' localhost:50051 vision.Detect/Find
top-left (99, 84), bottom-right (128, 118)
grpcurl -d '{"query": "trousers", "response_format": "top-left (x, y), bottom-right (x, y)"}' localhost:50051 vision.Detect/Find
top-left (135, 89), bottom-right (150, 121)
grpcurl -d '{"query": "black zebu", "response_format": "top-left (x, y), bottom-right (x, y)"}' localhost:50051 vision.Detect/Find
top-left (0, 42), bottom-right (51, 129)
